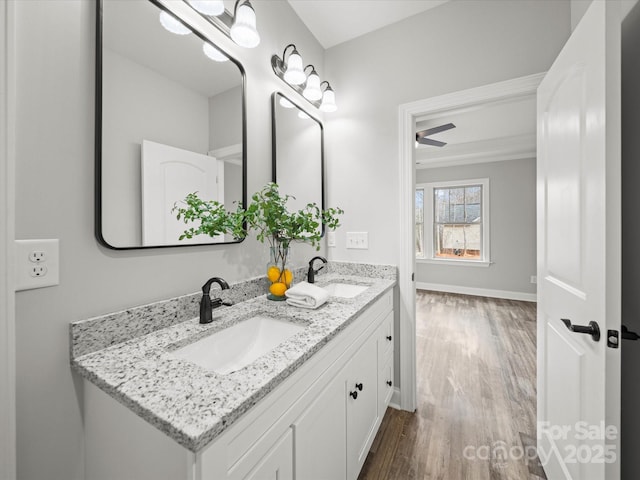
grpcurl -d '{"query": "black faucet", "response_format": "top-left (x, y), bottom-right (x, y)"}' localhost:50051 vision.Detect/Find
top-left (307, 256), bottom-right (328, 283)
top-left (199, 277), bottom-right (230, 324)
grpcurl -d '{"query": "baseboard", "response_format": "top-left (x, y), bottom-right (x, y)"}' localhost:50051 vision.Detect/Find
top-left (389, 387), bottom-right (402, 410)
top-left (416, 282), bottom-right (537, 302)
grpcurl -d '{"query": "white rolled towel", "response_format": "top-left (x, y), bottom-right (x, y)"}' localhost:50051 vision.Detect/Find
top-left (285, 281), bottom-right (329, 309)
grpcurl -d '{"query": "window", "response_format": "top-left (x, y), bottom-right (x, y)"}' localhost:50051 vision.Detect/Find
top-left (416, 179), bottom-right (489, 265)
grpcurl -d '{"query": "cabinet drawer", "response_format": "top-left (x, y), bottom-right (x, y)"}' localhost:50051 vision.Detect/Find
top-left (377, 311), bottom-right (394, 365)
top-left (226, 429), bottom-right (293, 480)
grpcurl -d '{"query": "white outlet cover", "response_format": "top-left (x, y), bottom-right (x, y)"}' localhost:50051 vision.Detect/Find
top-left (15, 239), bottom-right (60, 291)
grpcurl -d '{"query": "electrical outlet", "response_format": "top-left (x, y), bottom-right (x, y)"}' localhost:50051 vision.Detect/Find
top-left (30, 265), bottom-right (48, 277)
top-left (530, 275), bottom-right (537, 284)
top-left (15, 239), bottom-right (60, 291)
top-left (29, 251), bottom-right (47, 263)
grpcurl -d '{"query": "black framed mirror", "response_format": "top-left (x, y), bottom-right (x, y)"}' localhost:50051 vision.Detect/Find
top-left (96, 0), bottom-right (246, 249)
top-left (271, 92), bottom-right (324, 236)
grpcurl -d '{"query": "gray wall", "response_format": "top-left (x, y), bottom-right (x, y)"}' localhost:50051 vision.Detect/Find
top-left (209, 85), bottom-right (242, 151)
top-left (415, 159), bottom-right (536, 296)
top-left (323, 0), bottom-right (570, 267)
top-left (13, 1), bottom-right (324, 479)
top-left (622, 1), bottom-right (640, 477)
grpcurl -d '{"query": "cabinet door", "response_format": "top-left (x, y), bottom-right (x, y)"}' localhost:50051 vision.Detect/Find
top-left (293, 374), bottom-right (346, 480)
top-left (241, 429), bottom-right (293, 480)
top-left (377, 311), bottom-right (394, 365)
top-left (378, 357), bottom-right (394, 416)
top-left (345, 337), bottom-right (379, 480)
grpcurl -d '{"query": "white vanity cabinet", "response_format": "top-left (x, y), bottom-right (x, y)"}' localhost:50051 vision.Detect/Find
top-left (83, 289), bottom-right (394, 480)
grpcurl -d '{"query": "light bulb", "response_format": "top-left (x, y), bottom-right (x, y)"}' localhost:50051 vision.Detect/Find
top-left (279, 97), bottom-right (295, 109)
top-left (319, 87), bottom-right (337, 112)
top-left (188, 0), bottom-right (224, 16)
top-left (303, 70), bottom-right (322, 101)
top-left (159, 11), bottom-right (191, 35)
top-left (203, 42), bottom-right (228, 62)
top-left (230, 2), bottom-right (260, 48)
top-left (283, 51), bottom-right (306, 85)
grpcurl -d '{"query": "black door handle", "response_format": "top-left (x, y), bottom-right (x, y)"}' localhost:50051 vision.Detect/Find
top-left (561, 318), bottom-right (600, 341)
top-left (622, 325), bottom-right (640, 341)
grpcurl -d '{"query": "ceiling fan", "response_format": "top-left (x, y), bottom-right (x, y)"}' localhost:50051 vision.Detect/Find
top-left (415, 122), bottom-right (456, 147)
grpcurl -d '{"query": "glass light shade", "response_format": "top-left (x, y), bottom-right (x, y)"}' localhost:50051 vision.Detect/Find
top-left (283, 52), bottom-right (306, 85)
top-left (279, 97), bottom-right (295, 109)
top-left (159, 11), bottom-right (191, 35)
top-left (203, 42), bottom-right (228, 62)
top-left (319, 88), bottom-right (337, 112)
top-left (298, 111), bottom-right (311, 120)
top-left (303, 71), bottom-right (322, 101)
top-left (188, 0), bottom-right (225, 16)
top-left (230, 3), bottom-right (260, 48)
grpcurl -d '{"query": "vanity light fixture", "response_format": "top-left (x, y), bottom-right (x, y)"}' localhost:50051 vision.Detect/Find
top-left (273, 44), bottom-right (305, 85)
top-left (230, 0), bottom-right (260, 48)
top-left (188, 0), bottom-right (224, 16)
top-left (203, 42), bottom-right (229, 62)
top-left (159, 10), bottom-right (191, 35)
top-left (184, 0), bottom-right (260, 49)
top-left (279, 97), bottom-right (295, 109)
top-left (319, 81), bottom-right (337, 112)
top-left (302, 66), bottom-right (322, 101)
top-left (272, 44), bottom-right (337, 112)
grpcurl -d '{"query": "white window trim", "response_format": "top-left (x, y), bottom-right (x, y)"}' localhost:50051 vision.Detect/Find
top-left (416, 178), bottom-right (490, 266)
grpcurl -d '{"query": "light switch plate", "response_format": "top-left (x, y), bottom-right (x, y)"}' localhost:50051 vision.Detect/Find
top-left (15, 239), bottom-right (60, 291)
top-left (327, 231), bottom-right (336, 247)
top-left (346, 232), bottom-right (368, 249)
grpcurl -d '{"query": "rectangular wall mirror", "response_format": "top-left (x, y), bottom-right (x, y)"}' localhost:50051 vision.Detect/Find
top-left (96, 0), bottom-right (246, 249)
top-left (271, 92), bottom-right (324, 236)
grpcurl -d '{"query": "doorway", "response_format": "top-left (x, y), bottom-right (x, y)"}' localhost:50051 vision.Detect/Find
top-left (396, 72), bottom-right (545, 413)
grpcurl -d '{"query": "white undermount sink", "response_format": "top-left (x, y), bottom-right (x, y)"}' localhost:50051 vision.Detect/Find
top-left (322, 283), bottom-right (369, 299)
top-left (171, 315), bottom-right (305, 375)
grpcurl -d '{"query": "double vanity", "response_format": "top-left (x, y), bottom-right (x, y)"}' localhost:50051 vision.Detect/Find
top-left (71, 263), bottom-right (396, 480)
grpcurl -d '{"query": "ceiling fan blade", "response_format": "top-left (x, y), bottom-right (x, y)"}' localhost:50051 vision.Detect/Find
top-left (416, 122), bottom-right (456, 139)
top-left (418, 137), bottom-right (447, 147)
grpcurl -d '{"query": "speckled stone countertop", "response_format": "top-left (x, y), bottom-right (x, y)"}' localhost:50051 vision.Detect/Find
top-left (70, 263), bottom-right (396, 452)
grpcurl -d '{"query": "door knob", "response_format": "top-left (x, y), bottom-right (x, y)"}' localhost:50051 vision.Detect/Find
top-left (355, 383), bottom-right (363, 391)
top-left (349, 391), bottom-right (358, 400)
top-left (561, 318), bottom-right (600, 341)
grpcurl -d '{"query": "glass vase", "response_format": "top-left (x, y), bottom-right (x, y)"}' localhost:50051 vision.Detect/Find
top-left (266, 244), bottom-right (292, 300)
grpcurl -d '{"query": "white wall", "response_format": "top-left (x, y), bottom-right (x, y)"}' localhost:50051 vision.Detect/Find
top-left (102, 49), bottom-right (210, 246)
top-left (621, 1), bottom-right (640, 477)
top-left (415, 159), bottom-right (536, 298)
top-left (324, 0), bottom-right (570, 267)
top-left (13, 1), bottom-right (324, 479)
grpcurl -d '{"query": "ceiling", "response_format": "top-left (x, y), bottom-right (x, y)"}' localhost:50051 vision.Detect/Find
top-left (414, 96), bottom-right (537, 169)
top-left (286, 0), bottom-right (450, 49)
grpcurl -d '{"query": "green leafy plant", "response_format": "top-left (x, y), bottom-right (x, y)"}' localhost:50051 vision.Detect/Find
top-left (172, 183), bottom-right (343, 252)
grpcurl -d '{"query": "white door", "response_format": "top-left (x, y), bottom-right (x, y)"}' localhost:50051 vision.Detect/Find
top-left (537, 1), bottom-right (621, 479)
top-left (141, 140), bottom-right (221, 246)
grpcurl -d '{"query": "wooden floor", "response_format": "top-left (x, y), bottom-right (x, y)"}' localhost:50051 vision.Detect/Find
top-left (359, 290), bottom-right (542, 480)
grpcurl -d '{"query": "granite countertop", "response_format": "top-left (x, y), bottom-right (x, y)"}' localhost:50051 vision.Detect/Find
top-left (71, 268), bottom-right (396, 452)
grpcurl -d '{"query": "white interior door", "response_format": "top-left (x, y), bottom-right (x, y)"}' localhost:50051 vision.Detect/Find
top-left (141, 140), bottom-right (220, 246)
top-left (537, 1), bottom-right (621, 479)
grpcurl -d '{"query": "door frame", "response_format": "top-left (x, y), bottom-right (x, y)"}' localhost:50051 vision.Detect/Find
top-left (397, 72), bottom-right (545, 412)
top-left (1, 0), bottom-right (17, 477)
